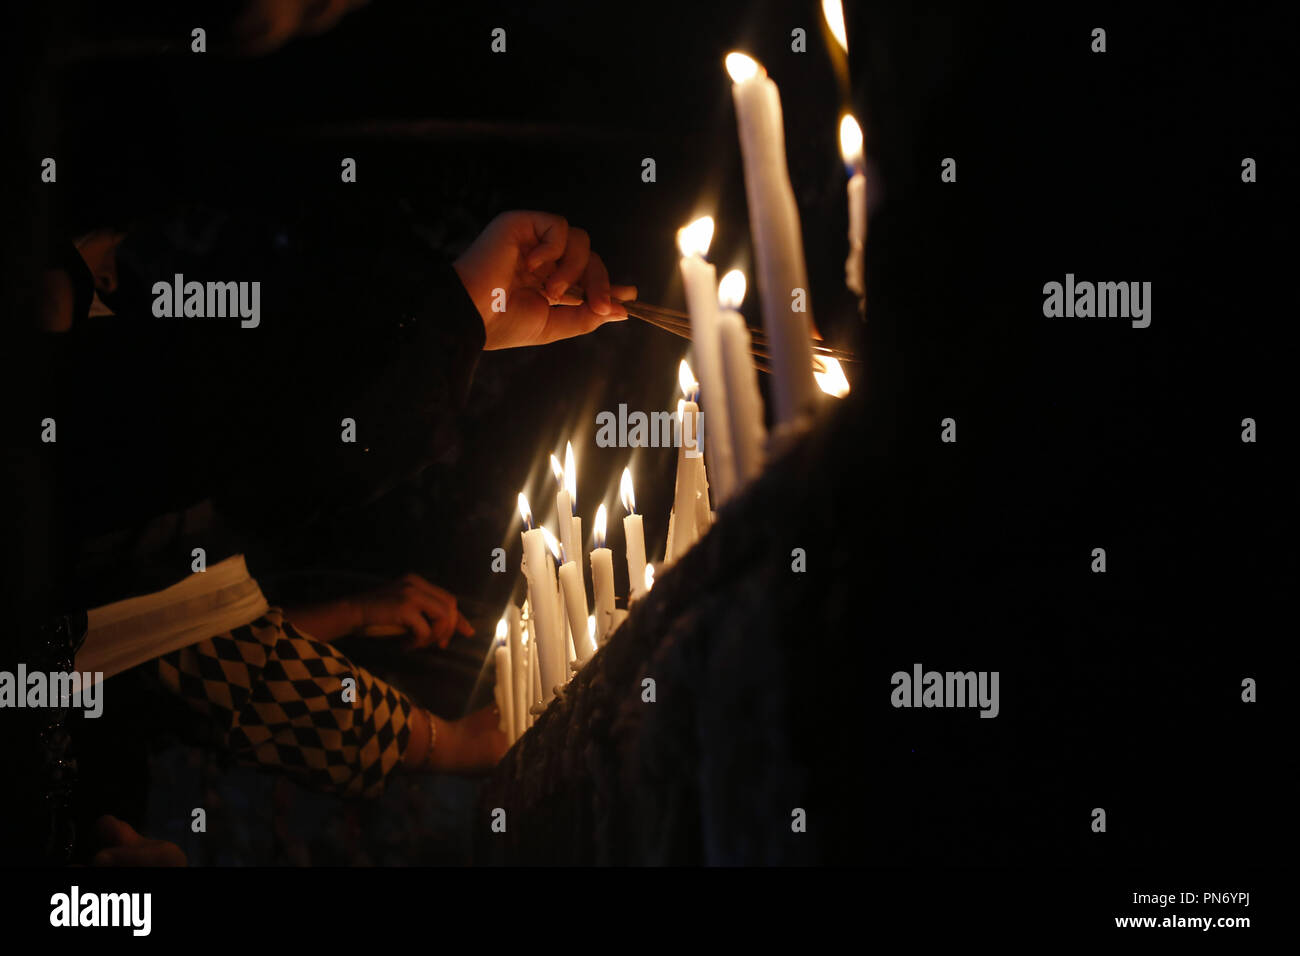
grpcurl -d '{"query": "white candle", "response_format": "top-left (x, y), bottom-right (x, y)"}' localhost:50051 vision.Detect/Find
top-left (492, 619), bottom-right (514, 741)
top-left (507, 604), bottom-right (526, 742)
top-left (670, 361), bottom-right (702, 562)
top-left (620, 468), bottom-right (648, 600)
top-left (526, 603), bottom-right (541, 724)
top-left (677, 216), bottom-right (737, 505)
top-left (726, 52), bottom-right (817, 426)
top-left (519, 494), bottom-right (565, 703)
top-left (557, 551), bottom-right (592, 664)
top-left (554, 444), bottom-right (579, 576)
top-left (717, 269), bottom-right (767, 487)
top-left (538, 525), bottom-right (575, 682)
top-left (590, 503), bottom-right (616, 645)
top-left (840, 114), bottom-right (866, 303)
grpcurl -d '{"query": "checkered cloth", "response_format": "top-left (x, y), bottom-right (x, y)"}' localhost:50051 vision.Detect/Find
top-left (151, 609), bottom-right (413, 797)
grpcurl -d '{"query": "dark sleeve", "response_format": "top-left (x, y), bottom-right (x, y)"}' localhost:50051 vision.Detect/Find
top-left (213, 255), bottom-right (486, 532)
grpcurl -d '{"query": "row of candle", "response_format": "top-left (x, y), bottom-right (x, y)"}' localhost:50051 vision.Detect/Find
top-left (492, 32), bottom-right (865, 740)
top-left (492, 451), bottom-right (657, 743)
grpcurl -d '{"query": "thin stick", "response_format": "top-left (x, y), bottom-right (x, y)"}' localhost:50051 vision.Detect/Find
top-left (625, 307), bottom-right (857, 363)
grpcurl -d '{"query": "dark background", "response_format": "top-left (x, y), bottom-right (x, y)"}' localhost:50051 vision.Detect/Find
top-left (1, 0), bottom-right (1287, 869)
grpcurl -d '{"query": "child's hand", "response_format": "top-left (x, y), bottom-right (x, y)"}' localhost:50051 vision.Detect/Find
top-left (88, 815), bottom-right (187, 867)
top-left (354, 573), bottom-right (474, 649)
top-left (453, 211), bottom-right (637, 350)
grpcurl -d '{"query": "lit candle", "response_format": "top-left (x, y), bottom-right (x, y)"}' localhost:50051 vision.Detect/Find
top-left (620, 468), bottom-right (648, 600)
top-left (519, 493), bottom-right (565, 703)
top-left (725, 52), bottom-right (817, 427)
top-left (589, 503), bottom-right (616, 646)
top-left (840, 114), bottom-right (866, 305)
top-left (822, 0), bottom-right (848, 54)
top-left (669, 360), bottom-right (702, 562)
top-left (492, 618), bottom-right (515, 740)
top-left (538, 525), bottom-right (575, 682)
top-left (677, 216), bottom-right (737, 505)
top-left (507, 604), bottom-right (526, 742)
top-left (716, 269), bottom-right (767, 489)
top-left (644, 563), bottom-right (655, 592)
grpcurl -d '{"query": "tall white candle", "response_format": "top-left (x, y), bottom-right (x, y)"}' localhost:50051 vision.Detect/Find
top-left (717, 269), bottom-right (767, 487)
top-left (492, 619), bottom-right (514, 741)
top-left (726, 52), bottom-right (817, 426)
top-left (840, 114), bottom-right (866, 303)
top-left (519, 494), bottom-right (565, 703)
top-left (507, 604), bottom-right (526, 742)
top-left (669, 361), bottom-right (702, 561)
top-left (557, 549), bottom-right (592, 665)
top-left (677, 216), bottom-right (737, 505)
top-left (620, 468), bottom-right (648, 600)
top-left (590, 503), bottom-right (616, 645)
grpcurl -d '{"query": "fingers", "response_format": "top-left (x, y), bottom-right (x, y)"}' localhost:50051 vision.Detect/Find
top-left (545, 228), bottom-right (591, 302)
top-left (93, 842), bottom-right (187, 867)
top-left (541, 302), bottom-right (625, 344)
top-left (580, 251), bottom-right (613, 316)
top-left (94, 814), bottom-right (142, 848)
top-left (513, 212), bottom-right (569, 273)
top-left (399, 574), bottom-right (474, 647)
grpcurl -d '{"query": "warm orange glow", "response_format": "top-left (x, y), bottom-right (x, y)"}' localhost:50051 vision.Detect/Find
top-left (563, 441), bottom-right (576, 504)
top-left (839, 114), bottom-right (863, 166)
top-left (725, 52), bottom-right (762, 84)
top-left (620, 467), bottom-right (637, 514)
top-left (676, 216), bottom-right (714, 258)
top-left (718, 269), bottom-right (747, 310)
top-left (822, 0), bottom-right (848, 53)
top-left (813, 356), bottom-right (851, 398)
top-left (593, 503), bottom-right (608, 546)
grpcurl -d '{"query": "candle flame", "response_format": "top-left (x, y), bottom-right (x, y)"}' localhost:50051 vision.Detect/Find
top-left (587, 615), bottom-right (596, 641)
top-left (541, 526), bottom-right (562, 561)
top-left (725, 52), bottom-right (762, 84)
top-left (839, 113), bottom-right (864, 166)
top-left (822, 0), bottom-right (848, 53)
top-left (676, 216), bottom-right (714, 259)
top-left (644, 564), bottom-right (655, 592)
top-left (496, 617), bottom-right (508, 641)
top-left (563, 441), bottom-right (576, 505)
top-left (549, 453), bottom-right (564, 484)
top-left (620, 467), bottom-right (637, 514)
top-left (813, 356), bottom-right (852, 398)
top-left (678, 358), bottom-right (698, 398)
top-left (718, 269), bottom-right (747, 309)
top-left (517, 492), bottom-right (533, 529)
top-left (593, 503), bottom-right (608, 548)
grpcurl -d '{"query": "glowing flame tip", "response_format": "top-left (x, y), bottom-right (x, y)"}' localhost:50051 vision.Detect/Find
top-left (620, 467), bottom-right (637, 514)
top-left (676, 216), bottom-right (714, 258)
top-left (725, 52), bottom-right (762, 84)
top-left (718, 270), bottom-right (747, 309)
